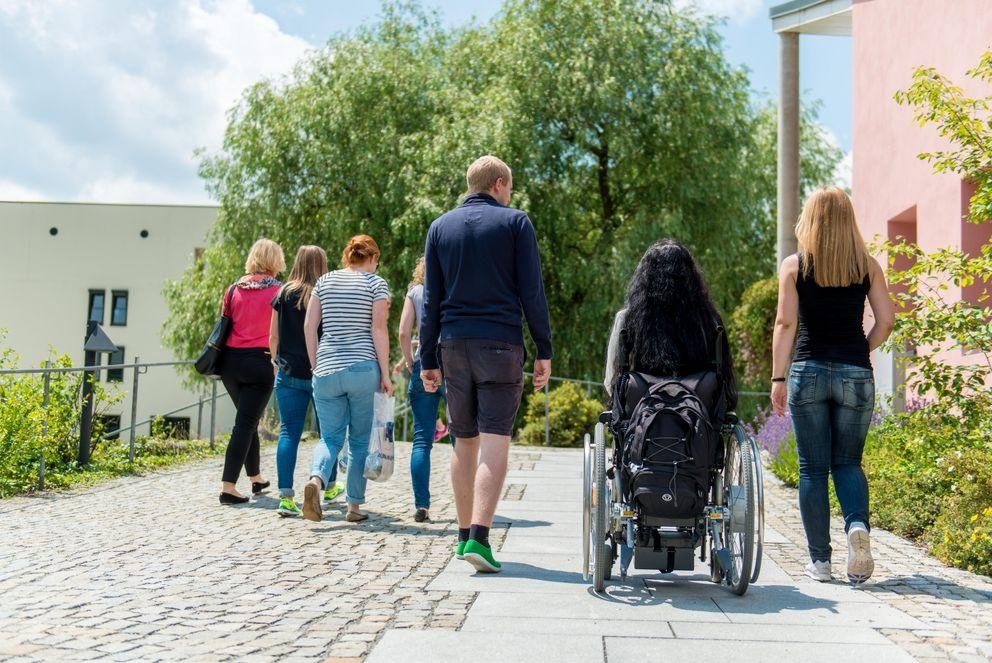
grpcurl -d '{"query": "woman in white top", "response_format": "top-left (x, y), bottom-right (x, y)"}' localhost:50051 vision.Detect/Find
top-left (301, 235), bottom-right (393, 523)
top-left (394, 256), bottom-right (452, 523)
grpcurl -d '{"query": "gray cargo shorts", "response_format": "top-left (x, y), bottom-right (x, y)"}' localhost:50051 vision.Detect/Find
top-left (438, 338), bottom-right (525, 438)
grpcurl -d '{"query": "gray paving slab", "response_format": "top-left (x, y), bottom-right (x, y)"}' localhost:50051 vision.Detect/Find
top-left (494, 509), bottom-right (581, 522)
top-left (668, 621), bottom-right (892, 644)
top-left (712, 594), bottom-right (929, 628)
top-left (605, 636), bottom-right (915, 662)
top-left (366, 631), bottom-right (604, 663)
top-left (460, 614), bottom-right (674, 637)
top-left (499, 535), bottom-right (580, 555)
top-left (763, 526), bottom-right (788, 544)
top-left (490, 521), bottom-right (581, 538)
top-left (467, 589), bottom-right (730, 623)
top-left (427, 553), bottom-right (588, 594)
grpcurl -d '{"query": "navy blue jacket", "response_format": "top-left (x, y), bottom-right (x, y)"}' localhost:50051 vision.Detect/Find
top-left (419, 193), bottom-right (553, 370)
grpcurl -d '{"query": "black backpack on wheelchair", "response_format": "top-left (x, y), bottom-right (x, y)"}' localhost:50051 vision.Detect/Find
top-left (611, 328), bottom-right (728, 521)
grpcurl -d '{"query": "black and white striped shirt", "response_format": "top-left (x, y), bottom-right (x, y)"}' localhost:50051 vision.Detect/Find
top-left (313, 269), bottom-right (390, 377)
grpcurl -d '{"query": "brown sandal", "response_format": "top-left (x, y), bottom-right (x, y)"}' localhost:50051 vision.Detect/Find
top-left (345, 510), bottom-right (369, 522)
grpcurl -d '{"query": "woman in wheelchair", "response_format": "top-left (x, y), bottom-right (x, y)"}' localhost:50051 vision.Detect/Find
top-left (604, 238), bottom-right (736, 409)
top-left (583, 238), bottom-right (761, 594)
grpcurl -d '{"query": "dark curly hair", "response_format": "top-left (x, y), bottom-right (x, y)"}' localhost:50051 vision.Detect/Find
top-left (620, 239), bottom-right (737, 407)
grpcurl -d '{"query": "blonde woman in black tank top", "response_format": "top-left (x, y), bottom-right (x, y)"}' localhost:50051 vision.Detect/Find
top-left (771, 187), bottom-right (894, 584)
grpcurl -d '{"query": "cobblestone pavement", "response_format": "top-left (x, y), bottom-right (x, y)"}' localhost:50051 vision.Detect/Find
top-left (0, 439), bottom-right (517, 662)
top-left (1, 442), bottom-right (990, 662)
top-left (762, 473), bottom-right (992, 662)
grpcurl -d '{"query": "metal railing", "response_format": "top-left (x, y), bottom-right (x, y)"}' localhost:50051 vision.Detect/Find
top-left (0, 359), bottom-right (229, 488)
top-left (3, 356), bottom-right (772, 489)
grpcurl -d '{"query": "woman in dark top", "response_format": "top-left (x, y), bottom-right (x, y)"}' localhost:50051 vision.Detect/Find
top-left (771, 186), bottom-right (894, 584)
top-left (604, 239), bottom-right (737, 413)
top-left (269, 245), bottom-right (333, 517)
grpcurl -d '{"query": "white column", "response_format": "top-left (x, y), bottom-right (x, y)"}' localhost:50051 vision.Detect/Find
top-left (777, 31), bottom-right (800, 267)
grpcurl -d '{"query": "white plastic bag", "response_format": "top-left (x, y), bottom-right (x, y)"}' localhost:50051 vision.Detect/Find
top-left (364, 392), bottom-right (395, 481)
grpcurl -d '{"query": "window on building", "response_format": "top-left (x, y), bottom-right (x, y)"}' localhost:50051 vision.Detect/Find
top-left (887, 207), bottom-right (918, 315)
top-left (111, 290), bottom-right (128, 326)
top-left (88, 290), bottom-right (105, 324)
top-left (97, 415), bottom-right (122, 440)
top-left (157, 416), bottom-right (191, 440)
top-left (961, 179), bottom-right (992, 307)
top-left (106, 346), bottom-right (125, 383)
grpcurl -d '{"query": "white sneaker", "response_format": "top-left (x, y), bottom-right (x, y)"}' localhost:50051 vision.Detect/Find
top-left (846, 523), bottom-right (874, 584)
top-left (804, 560), bottom-right (832, 582)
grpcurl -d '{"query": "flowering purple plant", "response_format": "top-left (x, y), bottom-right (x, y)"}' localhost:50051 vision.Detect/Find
top-left (745, 410), bottom-right (794, 457)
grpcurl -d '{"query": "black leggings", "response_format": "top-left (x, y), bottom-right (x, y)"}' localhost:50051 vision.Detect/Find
top-left (219, 348), bottom-right (274, 484)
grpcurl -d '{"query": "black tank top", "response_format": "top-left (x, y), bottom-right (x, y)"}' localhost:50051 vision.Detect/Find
top-left (793, 254), bottom-right (871, 369)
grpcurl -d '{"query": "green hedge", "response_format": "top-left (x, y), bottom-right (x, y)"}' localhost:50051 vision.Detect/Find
top-left (517, 381), bottom-right (602, 447)
top-left (728, 277), bottom-right (778, 389)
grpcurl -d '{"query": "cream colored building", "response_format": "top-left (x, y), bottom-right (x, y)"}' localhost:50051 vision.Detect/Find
top-left (1, 200), bottom-right (236, 439)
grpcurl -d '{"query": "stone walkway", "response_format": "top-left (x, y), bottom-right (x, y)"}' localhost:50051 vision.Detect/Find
top-left (0, 443), bottom-right (990, 662)
top-left (0, 440), bottom-right (475, 662)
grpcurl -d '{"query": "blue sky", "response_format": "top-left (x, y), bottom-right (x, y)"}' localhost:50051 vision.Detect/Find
top-left (0, 0), bottom-right (851, 204)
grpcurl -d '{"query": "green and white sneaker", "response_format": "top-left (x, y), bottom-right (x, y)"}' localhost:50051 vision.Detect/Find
top-left (277, 497), bottom-right (301, 517)
top-left (455, 540), bottom-right (466, 559)
top-left (462, 539), bottom-right (501, 573)
top-left (323, 482), bottom-right (345, 502)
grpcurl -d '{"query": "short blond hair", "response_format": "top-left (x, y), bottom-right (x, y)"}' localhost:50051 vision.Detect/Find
top-left (467, 155), bottom-right (511, 193)
top-left (245, 238), bottom-right (286, 275)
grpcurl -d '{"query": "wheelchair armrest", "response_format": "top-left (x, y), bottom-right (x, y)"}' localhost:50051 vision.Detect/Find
top-left (598, 410), bottom-right (613, 425)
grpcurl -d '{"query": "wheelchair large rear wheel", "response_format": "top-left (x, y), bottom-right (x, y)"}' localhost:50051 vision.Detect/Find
top-left (582, 433), bottom-right (592, 582)
top-left (591, 423), bottom-right (609, 592)
top-left (739, 425), bottom-right (765, 583)
top-left (723, 427), bottom-right (755, 596)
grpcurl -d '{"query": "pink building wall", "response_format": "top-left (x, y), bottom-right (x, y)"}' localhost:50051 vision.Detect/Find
top-left (851, 0), bottom-right (992, 392)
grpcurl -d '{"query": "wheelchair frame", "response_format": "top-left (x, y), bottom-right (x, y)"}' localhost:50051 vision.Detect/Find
top-left (582, 412), bottom-right (765, 596)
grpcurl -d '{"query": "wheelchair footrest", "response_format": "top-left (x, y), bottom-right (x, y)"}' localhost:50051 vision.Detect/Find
top-left (634, 545), bottom-right (695, 572)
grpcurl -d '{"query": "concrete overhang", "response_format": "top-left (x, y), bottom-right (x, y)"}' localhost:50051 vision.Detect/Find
top-left (770, 0), bottom-right (852, 35)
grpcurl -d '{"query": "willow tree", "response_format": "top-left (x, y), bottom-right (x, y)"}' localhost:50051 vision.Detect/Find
top-left (164, 0), bottom-right (841, 383)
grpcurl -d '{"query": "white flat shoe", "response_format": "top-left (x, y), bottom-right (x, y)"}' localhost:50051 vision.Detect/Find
top-left (804, 560), bottom-right (832, 582)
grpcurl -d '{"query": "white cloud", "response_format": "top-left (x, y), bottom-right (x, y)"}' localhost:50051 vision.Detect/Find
top-left (673, 0), bottom-right (764, 25)
top-left (79, 175), bottom-right (211, 205)
top-left (0, 0), bottom-right (312, 204)
top-left (0, 178), bottom-right (45, 201)
top-left (833, 150), bottom-right (853, 191)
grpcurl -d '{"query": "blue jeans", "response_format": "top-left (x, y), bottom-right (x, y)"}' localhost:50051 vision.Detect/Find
top-left (788, 360), bottom-right (874, 563)
top-left (274, 372), bottom-right (336, 498)
top-left (409, 359), bottom-right (452, 510)
top-left (311, 360), bottom-right (380, 505)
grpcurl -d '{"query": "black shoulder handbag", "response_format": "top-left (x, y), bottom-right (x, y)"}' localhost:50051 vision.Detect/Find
top-left (194, 285), bottom-right (236, 377)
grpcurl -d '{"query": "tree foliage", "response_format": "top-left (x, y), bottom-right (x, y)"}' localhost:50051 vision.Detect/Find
top-left (163, 0), bottom-right (841, 383)
top-left (885, 51), bottom-right (992, 420)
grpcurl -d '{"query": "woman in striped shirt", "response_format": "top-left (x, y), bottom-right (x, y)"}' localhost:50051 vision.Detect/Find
top-left (301, 235), bottom-right (393, 522)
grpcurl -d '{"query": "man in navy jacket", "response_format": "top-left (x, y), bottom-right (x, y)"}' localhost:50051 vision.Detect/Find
top-left (420, 155), bottom-right (552, 573)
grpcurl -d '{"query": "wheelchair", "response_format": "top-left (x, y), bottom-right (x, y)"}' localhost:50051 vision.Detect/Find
top-left (581, 371), bottom-right (765, 596)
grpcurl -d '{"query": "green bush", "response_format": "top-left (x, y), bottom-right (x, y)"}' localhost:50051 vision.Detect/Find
top-left (768, 431), bottom-right (799, 488)
top-left (728, 277), bottom-right (778, 389)
top-left (925, 447), bottom-right (992, 576)
top-left (0, 333), bottom-right (213, 498)
top-left (517, 382), bottom-right (602, 447)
